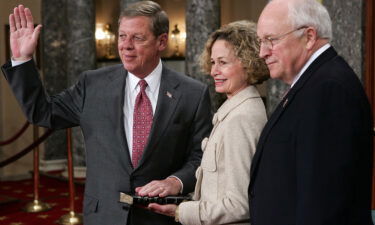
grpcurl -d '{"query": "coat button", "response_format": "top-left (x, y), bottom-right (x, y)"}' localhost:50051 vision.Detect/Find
top-left (201, 137), bottom-right (209, 151)
top-left (212, 113), bottom-right (218, 124)
top-left (249, 190), bottom-right (254, 198)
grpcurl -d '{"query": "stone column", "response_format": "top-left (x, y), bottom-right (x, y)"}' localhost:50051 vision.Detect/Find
top-left (120, 0), bottom-right (143, 12)
top-left (66, 0), bottom-right (96, 166)
top-left (41, 0), bottom-right (68, 161)
top-left (265, 80), bottom-right (289, 115)
top-left (185, 0), bottom-right (223, 111)
top-left (324, 0), bottom-right (364, 80)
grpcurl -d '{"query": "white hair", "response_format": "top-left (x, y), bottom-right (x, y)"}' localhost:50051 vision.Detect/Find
top-left (286, 0), bottom-right (332, 40)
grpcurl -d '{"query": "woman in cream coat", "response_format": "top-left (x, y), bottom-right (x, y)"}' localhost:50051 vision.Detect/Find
top-left (149, 20), bottom-right (269, 225)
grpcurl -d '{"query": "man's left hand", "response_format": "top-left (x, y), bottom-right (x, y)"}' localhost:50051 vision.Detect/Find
top-left (135, 177), bottom-right (182, 197)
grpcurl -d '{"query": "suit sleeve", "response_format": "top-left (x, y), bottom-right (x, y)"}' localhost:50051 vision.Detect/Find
top-left (171, 85), bottom-right (212, 194)
top-left (295, 80), bottom-right (373, 225)
top-left (179, 110), bottom-right (265, 225)
top-left (1, 60), bottom-right (85, 129)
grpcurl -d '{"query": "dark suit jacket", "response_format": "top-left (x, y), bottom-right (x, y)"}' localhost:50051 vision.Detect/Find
top-left (249, 47), bottom-right (373, 225)
top-left (2, 60), bottom-right (212, 225)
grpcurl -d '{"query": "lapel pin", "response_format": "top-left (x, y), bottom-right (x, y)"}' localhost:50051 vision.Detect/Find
top-left (166, 91), bottom-right (172, 98)
top-left (283, 98), bottom-right (288, 108)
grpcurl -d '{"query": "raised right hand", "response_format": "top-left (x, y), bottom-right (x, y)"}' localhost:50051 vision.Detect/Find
top-left (9, 5), bottom-right (42, 61)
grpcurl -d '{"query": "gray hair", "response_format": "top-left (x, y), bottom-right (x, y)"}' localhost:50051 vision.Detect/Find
top-left (119, 1), bottom-right (169, 37)
top-left (286, 0), bottom-right (332, 41)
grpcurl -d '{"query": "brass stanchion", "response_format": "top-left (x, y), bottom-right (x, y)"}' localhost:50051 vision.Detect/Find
top-left (57, 128), bottom-right (83, 225)
top-left (24, 125), bottom-right (51, 212)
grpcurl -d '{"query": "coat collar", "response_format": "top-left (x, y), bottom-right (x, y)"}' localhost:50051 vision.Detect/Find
top-left (214, 85), bottom-right (261, 124)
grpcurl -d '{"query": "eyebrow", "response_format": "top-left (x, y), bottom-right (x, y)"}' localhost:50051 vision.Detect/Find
top-left (258, 32), bottom-right (276, 38)
top-left (118, 30), bottom-right (145, 35)
top-left (211, 56), bottom-right (227, 60)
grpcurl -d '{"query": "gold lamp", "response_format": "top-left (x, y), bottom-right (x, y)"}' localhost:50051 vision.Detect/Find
top-left (95, 23), bottom-right (116, 60)
top-left (171, 24), bottom-right (182, 57)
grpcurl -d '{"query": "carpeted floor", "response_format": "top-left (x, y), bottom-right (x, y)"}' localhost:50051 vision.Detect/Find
top-left (0, 173), bottom-right (84, 225)
top-left (2, 174), bottom-right (375, 224)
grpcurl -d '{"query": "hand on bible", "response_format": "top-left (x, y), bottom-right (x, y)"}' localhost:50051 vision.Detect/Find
top-left (9, 5), bottom-right (42, 61)
top-left (135, 177), bottom-right (182, 197)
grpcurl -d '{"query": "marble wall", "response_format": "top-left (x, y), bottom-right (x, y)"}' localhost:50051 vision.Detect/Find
top-left (66, 0), bottom-right (96, 166)
top-left (324, 0), bottom-right (364, 80)
top-left (185, 0), bottom-right (224, 111)
top-left (42, 0), bottom-right (68, 161)
top-left (41, 0), bottom-right (96, 166)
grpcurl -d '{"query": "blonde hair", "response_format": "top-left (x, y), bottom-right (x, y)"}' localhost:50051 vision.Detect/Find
top-left (200, 20), bottom-right (269, 85)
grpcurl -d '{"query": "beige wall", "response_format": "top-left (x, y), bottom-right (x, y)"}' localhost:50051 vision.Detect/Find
top-left (221, 0), bottom-right (267, 25)
top-left (156, 0), bottom-right (186, 58)
top-left (0, 0), bottom-right (41, 179)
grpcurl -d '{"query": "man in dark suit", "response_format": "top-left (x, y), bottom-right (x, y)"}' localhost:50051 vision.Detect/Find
top-left (249, 0), bottom-right (373, 225)
top-left (2, 2), bottom-right (212, 225)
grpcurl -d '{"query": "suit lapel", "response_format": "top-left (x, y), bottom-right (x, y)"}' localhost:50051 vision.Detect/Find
top-left (104, 66), bottom-right (133, 175)
top-left (136, 67), bottom-right (181, 169)
top-left (250, 97), bottom-right (287, 181)
top-left (250, 47), bottom-right (338, 183)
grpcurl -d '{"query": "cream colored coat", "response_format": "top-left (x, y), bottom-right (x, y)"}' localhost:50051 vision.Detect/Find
top-left (179, 86), bottom-right (267, 225)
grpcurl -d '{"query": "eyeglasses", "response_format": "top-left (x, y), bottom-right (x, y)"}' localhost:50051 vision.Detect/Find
top-left (257, 26), bottom-right (308, 49)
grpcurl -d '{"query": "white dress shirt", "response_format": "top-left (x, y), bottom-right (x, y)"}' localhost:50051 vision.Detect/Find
top-left (291, 43), bottom-right (331, 87)
top-left (124, 60), bottom-right (162, 157)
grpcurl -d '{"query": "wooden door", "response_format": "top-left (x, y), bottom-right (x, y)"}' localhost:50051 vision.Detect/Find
top-left (364, 0), bottom-right (375, 209)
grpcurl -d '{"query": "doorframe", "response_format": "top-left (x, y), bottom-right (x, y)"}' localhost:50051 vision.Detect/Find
top-left (364, 0), bottom-right (375, 209)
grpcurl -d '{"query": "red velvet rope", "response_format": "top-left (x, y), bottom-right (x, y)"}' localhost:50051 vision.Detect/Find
top-left (0, 129), bottom-right (54, 168)
top-left (0, 121), bottom-right (30, 146)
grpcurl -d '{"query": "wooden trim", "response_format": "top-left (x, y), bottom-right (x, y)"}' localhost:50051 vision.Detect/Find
top-left (364, 0), bottom-right (375, 209)
top-left (5, 25), bottom-right (10, 60)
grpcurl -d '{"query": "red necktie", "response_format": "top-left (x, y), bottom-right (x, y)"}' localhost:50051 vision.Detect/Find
top-left (132, 80), bottom-right (153, 167)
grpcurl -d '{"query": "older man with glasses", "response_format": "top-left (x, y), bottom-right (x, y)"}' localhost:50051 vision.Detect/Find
top-left (249, 0), bottom-right (374, 225)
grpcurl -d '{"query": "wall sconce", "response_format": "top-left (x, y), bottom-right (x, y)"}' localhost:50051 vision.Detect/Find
top-left (95, 24), bottom-right (116, 60)
top-left (170, 24), bottom-right (185, 57)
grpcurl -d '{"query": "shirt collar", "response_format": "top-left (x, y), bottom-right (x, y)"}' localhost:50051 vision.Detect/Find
top-left (291, 43), bottom-right (331, 87)
top-left (128, 60), bottom-right (163, 94)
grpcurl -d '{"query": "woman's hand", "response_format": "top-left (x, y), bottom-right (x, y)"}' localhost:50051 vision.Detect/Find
top-left (148, 203), bottom-right (177, 217)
